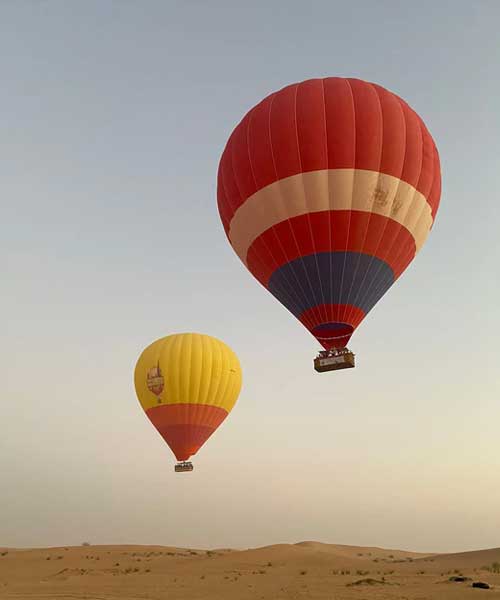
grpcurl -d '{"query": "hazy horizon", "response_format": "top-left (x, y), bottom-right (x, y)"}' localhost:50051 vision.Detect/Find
top-left (2, 1), bottom-right (500, 554)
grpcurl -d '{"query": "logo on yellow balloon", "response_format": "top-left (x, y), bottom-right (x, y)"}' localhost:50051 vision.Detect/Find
top-left (147, 364), bottom-right (164, 403)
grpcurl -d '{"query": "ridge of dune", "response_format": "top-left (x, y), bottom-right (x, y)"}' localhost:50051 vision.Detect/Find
top-left (3, 542), bottom-right (498, 559)
top-left (421, 547), bottom-right (500, 565)
top-left (293, 541), bottom-right (433, 558)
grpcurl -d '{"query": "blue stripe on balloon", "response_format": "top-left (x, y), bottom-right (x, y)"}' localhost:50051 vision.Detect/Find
top-left (267, 251), bottom-right (395, 318)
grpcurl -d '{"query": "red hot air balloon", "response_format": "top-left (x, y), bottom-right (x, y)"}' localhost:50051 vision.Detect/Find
top-left (217, 77), bottom-right (441, 372)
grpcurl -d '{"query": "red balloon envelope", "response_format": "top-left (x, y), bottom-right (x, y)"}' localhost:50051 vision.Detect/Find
top-left (217, 77), bottom-right (441, 351)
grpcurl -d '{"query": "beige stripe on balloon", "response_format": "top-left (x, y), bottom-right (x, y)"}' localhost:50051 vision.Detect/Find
top-left (228, 169), bottom-right (434, 264)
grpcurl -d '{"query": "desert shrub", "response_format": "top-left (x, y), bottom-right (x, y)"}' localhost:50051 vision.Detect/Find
top-left (473, 582), bottom-right (490, 589)
top-left (81, 542), bottom-right (90, 546)
top-left (300, 570), bottom-right (307, 575)
top-left (347, 577), bottom-right (387, 587)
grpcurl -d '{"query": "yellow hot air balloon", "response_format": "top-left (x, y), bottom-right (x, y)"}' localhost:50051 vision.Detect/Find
top-left (134, 333), bottom-right (242, 472)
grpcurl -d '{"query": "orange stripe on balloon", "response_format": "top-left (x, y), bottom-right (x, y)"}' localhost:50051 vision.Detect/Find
top-left (146, 404), bottom-right (229, 461)
top-left (146, 403), bottom-right (228, 429)
top-left (160, 425), bottom-right (217, 461)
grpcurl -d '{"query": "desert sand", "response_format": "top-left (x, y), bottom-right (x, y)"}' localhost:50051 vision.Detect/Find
top-left (1, 542), bottom-right (499, 599)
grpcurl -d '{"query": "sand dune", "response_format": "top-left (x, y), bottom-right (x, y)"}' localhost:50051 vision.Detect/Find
top-left (425, 547), bottom-right (500, 567)
top-left (0, 542), bottom-right (499, 599)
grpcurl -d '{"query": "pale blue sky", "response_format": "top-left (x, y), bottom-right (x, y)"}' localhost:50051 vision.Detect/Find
top-left (2, 1), bottom-right (500, 552)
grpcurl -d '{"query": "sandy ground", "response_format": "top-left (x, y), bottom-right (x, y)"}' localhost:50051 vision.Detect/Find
top-left (1, 542), bottom-right (499, 599)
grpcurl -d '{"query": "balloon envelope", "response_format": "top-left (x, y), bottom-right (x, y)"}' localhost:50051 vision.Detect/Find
top-left (134, 333), bottom-right (242, 461)
top-left (217, 77), bottom-right (441, 349)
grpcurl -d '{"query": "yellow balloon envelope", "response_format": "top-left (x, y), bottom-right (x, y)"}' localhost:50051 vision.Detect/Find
top-left (134, 333), bottom-right (242, 466)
